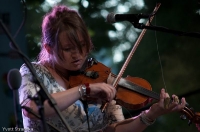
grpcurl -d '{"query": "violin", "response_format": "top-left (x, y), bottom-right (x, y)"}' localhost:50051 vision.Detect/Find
top-left (69, 58), bottom-right (200, 126)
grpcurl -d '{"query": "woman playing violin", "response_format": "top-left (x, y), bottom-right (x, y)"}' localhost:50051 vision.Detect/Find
top-left (19, 5), bottom-right (187, 132)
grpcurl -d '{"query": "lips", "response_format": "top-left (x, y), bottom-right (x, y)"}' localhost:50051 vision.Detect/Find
top-left (72, 59), bottom-right (82, 66)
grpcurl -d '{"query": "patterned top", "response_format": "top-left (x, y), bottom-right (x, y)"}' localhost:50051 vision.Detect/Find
top-left (18, 62), bottom-right (124, 132)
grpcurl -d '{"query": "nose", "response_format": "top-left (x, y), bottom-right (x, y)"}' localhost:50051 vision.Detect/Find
top-left (70, 47), bottom-right (79, 53)
top-left (70, 47), bottom-right (81, 58)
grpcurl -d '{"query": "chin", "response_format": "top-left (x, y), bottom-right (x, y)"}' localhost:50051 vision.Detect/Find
top-left (70, 65), bottom-right (82, 71)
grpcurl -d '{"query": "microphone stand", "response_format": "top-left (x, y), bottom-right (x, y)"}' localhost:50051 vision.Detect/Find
top-left (0, 19), bottom-right (73, 132)
top-left (21, 106), bottom-right (62, 132)
top-left (132, 22), bottom-right (200, 38)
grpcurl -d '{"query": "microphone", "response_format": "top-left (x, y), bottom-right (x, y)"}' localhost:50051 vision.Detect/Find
top-left (106, 12), bottom-right (150, 24)
top-left (7, 69), bottom-right (23, 128)
top-left (7, 69), bottom-right (22, 90)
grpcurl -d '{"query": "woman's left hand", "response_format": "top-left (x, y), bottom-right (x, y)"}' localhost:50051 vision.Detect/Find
top-left (146, 88), bottom-right (186, 120)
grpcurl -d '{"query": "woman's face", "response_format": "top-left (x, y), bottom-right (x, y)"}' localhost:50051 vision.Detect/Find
top-left (56, 31), bottom-right (88, 71)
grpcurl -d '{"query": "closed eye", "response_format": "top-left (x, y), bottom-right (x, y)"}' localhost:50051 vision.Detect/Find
top-left (81, 43), bottom-right (86, 47)
top-left (63, 48), bottom-right (71, 52)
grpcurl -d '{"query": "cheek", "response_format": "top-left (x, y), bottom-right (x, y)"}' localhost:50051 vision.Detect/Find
top-left (54, 52), bottom-right (70, 68)
top-left (62, 54), bottom-right (71, 66)
top-left (63, 53), bottom-right (70, 60)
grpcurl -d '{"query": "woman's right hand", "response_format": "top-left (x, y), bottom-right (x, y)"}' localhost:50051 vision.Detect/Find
top-left (89, 83), bottom-right (116, 102)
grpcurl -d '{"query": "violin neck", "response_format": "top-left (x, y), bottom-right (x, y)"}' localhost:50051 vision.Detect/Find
top-left (118, 78), bottom-right (160, 100)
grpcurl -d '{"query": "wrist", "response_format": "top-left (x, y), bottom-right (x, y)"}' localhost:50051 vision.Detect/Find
top-left (144, 109), bottom-right (157, 121)
top-left (145, 104), bottom-right (162, 120)
top-left (139, 110), bottom-right (156, 126)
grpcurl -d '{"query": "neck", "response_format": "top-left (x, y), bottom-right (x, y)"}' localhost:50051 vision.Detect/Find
top-left (55, 66), bottom-right (70, 80)
top-left (44, 61), bottom-right (70, 80)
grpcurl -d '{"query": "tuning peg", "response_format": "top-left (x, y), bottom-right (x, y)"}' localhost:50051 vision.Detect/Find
top-left (180, 114), bottom-right (187, 120)
top-left (188, 120), bottom-right (192, 126)
top-left (190, 107), bottom-right (194, 112)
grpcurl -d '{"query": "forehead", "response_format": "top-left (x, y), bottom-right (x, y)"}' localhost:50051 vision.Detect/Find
top-left (59, 31), bottom-right (84, 46)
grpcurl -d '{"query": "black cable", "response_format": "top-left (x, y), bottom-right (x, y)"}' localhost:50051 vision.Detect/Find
top-left (9, 0), bottom-right (27, 49)
top-left (81, 100), bottom-right (91, 132)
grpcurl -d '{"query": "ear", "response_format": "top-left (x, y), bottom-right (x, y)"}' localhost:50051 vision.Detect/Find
top-left (44, 44), bottom-right (53, 54)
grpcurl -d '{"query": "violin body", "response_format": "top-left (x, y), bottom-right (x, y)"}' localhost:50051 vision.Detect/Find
top-left (69, 59), bottom-right (153, 110)
top-left (115, 75), bottom-right (152, 110)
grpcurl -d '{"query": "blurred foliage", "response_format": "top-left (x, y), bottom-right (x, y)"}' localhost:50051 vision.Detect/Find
top-left (24, 0), bottom-right (200, 131)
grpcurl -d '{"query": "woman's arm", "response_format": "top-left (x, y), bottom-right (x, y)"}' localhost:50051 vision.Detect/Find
top-left (105, 89), bottom-right (186, 132)
top-left (22, 82), bottom-right (116, 119)
top-left (23, 86), bottom-right (80, 118)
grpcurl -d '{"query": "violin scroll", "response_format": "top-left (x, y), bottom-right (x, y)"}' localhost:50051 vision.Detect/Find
top-left (180, 105), bottom-right (200, 126)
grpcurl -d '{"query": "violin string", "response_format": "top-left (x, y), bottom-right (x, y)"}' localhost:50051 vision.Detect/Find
top-left (154, 14), bottom-right (167, 92)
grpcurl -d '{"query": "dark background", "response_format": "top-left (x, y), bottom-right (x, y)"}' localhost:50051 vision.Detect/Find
top-left (0, 0), bottom-right (200, 131)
